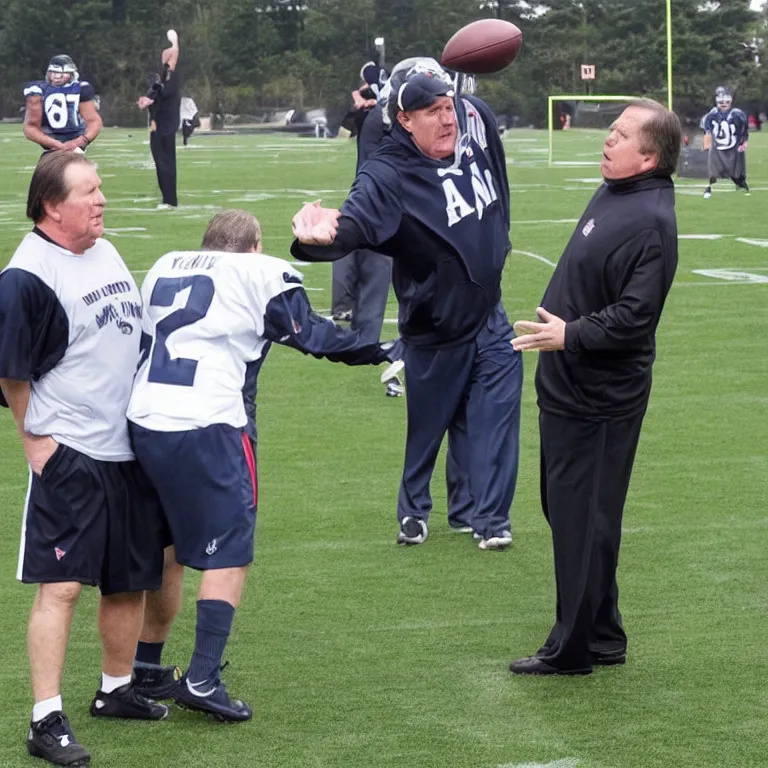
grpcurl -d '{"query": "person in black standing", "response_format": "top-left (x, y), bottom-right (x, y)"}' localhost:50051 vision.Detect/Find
top-left (509, 99), bottom-right (681, 675)
top-left (137, 30), bottom-right (181, 209)
top-left (332, 62), bottom-right (387, 327)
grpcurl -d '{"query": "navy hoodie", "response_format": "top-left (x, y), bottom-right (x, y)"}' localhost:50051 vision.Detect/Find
top-left (291, 96), bottom-right (511, 349)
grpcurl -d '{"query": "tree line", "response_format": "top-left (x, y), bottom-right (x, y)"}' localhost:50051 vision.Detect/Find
top-left (0, 0), bottom-right (765, 127)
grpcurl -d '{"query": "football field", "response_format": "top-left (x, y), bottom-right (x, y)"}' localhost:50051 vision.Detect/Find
top-left (0, 123), bottom-right (766, 768)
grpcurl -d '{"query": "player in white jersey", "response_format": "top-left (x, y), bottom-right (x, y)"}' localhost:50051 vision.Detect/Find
top-left (127, 209), bottom-right (392, 721)
top-left (0, 152), bottom-right (167, 768)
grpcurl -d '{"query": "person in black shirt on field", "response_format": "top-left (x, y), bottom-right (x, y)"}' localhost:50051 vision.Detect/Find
top-left (509, 98), bottom-right (681, 675)
top-left (137, 30), bottom-right (181, 209)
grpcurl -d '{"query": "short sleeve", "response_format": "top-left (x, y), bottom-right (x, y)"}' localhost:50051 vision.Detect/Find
top-left (23, 82), bottom-right (43, 99)
top-left (0, 268), bottom-right (69, 384)
top-left (79, 81), bottom-right (95, 102)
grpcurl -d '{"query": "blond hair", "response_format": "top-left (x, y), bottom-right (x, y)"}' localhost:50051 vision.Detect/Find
top-left (201, 209), bottom-right (262, 252)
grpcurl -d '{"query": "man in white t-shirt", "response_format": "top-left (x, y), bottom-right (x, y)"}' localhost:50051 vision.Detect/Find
top-left (0, 151), bottom-right (167, 768)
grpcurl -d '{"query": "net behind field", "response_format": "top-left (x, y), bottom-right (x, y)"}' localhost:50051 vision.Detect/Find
top-left (548, 95), bottom-right (637, 165)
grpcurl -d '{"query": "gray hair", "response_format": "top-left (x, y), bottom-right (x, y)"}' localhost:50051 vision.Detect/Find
top-left (201, 209), bottom-right (262, 252)
top-left (629, 98), bottom-right (682, 176)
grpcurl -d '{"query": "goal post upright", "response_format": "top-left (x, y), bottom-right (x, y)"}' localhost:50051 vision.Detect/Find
top-left (547, 95), bottom-right (639, 166)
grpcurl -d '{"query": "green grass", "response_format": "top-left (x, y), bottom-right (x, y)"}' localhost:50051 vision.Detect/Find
top-left (0, 124), bottom-right (766, 768)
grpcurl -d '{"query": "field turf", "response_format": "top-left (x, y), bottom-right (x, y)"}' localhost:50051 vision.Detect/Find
top-left (0, 123), bottom-right (765, 768)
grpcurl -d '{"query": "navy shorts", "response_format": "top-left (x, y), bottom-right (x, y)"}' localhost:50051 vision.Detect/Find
top-left (129, 422), bottom-right (258, 570)
top-left (18, 443), bottom-right (166, 595)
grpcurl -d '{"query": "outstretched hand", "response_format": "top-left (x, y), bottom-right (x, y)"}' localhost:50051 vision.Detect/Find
top-left (292, 200), bottom-right (341, 245)
top-left (512, 307), bottom-right (566, 352)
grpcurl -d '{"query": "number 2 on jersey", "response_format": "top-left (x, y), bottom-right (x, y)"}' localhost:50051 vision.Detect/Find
top-left (147, 275), bottom-right (215, 386)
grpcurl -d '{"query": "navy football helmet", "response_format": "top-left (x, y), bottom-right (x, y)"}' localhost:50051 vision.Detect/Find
top-left (715, 86), bottom-right (732, 108)
top-left (47, 54), bottom-right (79, 84)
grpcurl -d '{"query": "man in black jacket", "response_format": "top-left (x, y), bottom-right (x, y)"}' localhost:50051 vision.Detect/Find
top-left (510, 98), bottom-right (681, 675)
top-left (137, 30), bottom-right (181, 208)
top-left (334, 62), bottom-right (394, 358)
top-left (291, 59), bottom-right (523, 550)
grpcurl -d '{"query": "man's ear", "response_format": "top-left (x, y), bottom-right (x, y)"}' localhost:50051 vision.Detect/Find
top-left (44, 200), bottom-right (63, 223)
top-left (642, 152), bottom-right (658, 173)
top-left (396, 111), bottom-right (411, 133)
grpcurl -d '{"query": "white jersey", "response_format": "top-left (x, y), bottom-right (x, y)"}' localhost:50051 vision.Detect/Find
top-left (0, 232), bottom-right (142, 461)
top-left (127, 250), bottom-right (302, 432)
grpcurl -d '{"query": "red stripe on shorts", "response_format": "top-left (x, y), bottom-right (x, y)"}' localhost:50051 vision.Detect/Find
top-left (241, 433), bottom-right (258, 507)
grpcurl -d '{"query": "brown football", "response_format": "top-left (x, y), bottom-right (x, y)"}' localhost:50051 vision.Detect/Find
top-left (441, 19), bottom-right (523, 75)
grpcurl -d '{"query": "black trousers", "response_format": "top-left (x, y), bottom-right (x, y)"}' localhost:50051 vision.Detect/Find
top-left (150, 131), bottom-right (178, 206)
top-left (347, 249), bottom-right (392, 344)
top-left (182, 120), bottom-right (196, 146)
top-left (331, 255), bottom-right (354, 316)
top-left (536, 409), bottom-right (645, 670)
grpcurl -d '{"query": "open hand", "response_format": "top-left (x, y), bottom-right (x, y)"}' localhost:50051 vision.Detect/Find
top-left (512, 307), bottom-right (566, 352)
top-left (291, 200), bottom-right (341, 245)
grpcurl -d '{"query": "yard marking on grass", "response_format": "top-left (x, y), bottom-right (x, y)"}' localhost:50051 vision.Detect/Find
top-left (515, 219), bottom-right (579, 225)
top-left (512, 249), bottom-right (557, 268)
top-left (683, 267), bottom-right (768, 285)
top-left (498, 759), bottom-right (581, 768)
top-left (679, 234), bottom-right (724, 240)
top-left (735, 237), bottom-right (768, 247)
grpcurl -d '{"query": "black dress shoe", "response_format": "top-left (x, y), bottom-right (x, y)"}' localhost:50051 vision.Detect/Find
top-left (591, 650), bottom-right (627, 666)
top-left (509, 656), bottom-right (592, 676)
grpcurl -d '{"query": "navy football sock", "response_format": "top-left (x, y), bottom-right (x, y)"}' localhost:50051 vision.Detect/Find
top-left (187, 600), bottom-right (235, 684)
top-left (135, 641), bottom-right (165, 666)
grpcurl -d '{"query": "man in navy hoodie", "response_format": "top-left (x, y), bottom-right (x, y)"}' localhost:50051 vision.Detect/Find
top-left (291, 59), bottom-right (522, 550)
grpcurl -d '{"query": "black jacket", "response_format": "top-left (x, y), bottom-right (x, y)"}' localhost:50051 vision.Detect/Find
top-left (291, 96), bottom-right (511, 349)
top-left (147, 65), bottom-right (181, 135)
top-left (536, 173), bottom-right (678, 419)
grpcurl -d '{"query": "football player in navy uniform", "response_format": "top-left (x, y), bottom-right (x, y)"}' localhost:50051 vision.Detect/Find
top-left (22, 54), bottom-right (102, 153)
top-left (291, 58), bottom-right (523, 551)
top-left (702, 86), bottom-right (749, 199)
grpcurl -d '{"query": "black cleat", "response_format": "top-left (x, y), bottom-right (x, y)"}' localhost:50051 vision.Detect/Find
top-left (28, 711), bottom-right (90, 767)
top-left (90, 682), bottom-right (168, 720)
top-left (133, 662), bottom-right (182, 699)
top-left (174, 673), bottom-right (252, 723)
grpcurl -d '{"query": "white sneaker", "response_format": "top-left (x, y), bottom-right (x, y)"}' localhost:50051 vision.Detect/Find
top-left (703, 190), bottom-right (711, 200)
top-left (397, 517), bottom-right (428, 546)
top-left (156, 203), bottom-right (175, 210)
top-left (449, 525), bottom-right (474, 534)
top-left (478, 531), bottom-right (512, 550)
top-left (381, 359), bottom-right (405, 397)
top-left (380, 359), bottom-right (404, 384)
